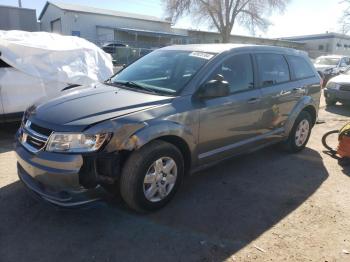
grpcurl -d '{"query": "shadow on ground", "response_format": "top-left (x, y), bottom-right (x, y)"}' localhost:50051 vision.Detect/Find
top-left (0, 122), bottom-right (20, 153)
top-left (325, 103), bottom-right (350, 117)
top-left (0, 142), bottom-right (328, 261)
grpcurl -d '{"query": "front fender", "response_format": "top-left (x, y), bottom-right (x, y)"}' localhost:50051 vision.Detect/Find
top-left (284, 96), bottom-right (318, 136)
top-left (119, 120), bottom-right (196, 153)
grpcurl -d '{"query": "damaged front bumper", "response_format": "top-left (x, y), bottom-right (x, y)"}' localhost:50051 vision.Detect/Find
top-left (15, 140), bottom-right (120, 207)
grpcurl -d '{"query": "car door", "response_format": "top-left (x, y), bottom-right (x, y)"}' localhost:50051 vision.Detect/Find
top-left (197, 53), bottom-right (263, 164)
top-left (287, 54), bottom-right (320, 110)
top-left (255, 53), bottom-right (299, 136)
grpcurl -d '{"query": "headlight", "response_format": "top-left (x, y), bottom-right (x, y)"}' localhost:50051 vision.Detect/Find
top-left (46, 132), bottom-right (111, 153)
top-left (326, 82), bottom-right (340, 90)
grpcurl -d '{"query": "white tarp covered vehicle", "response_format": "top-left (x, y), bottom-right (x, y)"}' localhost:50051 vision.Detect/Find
top-left (0, 30), bottom-right (113, 122)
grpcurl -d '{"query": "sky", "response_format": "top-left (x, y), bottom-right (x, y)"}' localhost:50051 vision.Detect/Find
top-left (0, 0), bottom-right (347, 38)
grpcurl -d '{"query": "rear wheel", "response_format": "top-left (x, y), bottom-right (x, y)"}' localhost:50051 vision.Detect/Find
top-left (120, 140), bottom-right (184, 212)
top-left (283, 111), bottom-right (313, 153)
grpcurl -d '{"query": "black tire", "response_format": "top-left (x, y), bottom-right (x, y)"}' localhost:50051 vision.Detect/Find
top-left (283, 111), bottom-right (313, 153)
top-left (120, 140), bottom-right (184, 212)
top-left (325, 97), bottom-right (336, 106)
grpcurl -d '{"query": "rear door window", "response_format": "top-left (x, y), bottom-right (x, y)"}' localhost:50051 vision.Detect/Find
top-left (256, 53), bottom-right (290, 87)
top-left (288, 55), bottom-right (315, 80)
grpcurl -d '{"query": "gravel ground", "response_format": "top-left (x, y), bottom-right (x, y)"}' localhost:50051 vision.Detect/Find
top-left (1, 97), bottom-right (350, 262)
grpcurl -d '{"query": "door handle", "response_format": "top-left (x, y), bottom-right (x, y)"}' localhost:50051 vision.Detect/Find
top-left (247, 98), bottom-right (260, 104)
top-left (280, 90), bottom-right (291, 96)
top-left (293, 87), bottom-right (303, 91)
top-left (293, 87), bottom-right (306, 94)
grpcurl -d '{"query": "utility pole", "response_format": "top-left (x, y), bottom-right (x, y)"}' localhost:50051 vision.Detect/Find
top-left (18, 0), bottom-right (22, 8)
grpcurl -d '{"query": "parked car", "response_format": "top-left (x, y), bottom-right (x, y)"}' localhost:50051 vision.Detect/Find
top-left (324, 68), bottom-right (350, 105)
top-left (0, 31), bottom-right (113, 122)
top-left (0, 57), bottom-right (69, 122)
top-left (102, 43), bottom-right (128, 54)
top-left (314, 55), bottom-right (350, 86)
top-left (15, 44), bottom-right (321, 212)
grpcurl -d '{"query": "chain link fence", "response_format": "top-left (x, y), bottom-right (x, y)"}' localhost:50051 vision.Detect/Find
top-left (100, 46), bottom-right (155, 66)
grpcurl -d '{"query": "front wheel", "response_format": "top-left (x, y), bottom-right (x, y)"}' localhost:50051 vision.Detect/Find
top-left (283, 111), bottom-right (313, 153)
top-left (120, 140), bottom-right (184, 212)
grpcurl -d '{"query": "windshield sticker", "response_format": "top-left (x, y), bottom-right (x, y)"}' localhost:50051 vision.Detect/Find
top-left (189, 52), bottom-right (214, 60)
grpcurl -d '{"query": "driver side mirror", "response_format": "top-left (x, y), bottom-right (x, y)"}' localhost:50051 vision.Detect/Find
top-left (197, 74), bottom-right (230, 99)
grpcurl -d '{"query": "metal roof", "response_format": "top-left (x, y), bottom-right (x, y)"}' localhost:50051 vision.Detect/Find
top-left (186, 29), bottom-right (305, 46)
top-left (0, 4), bottom-right (36, 11)
top-left (114, 27), bottom-right (187, 37)
top-left (281, 32), bottom-right (350, 42)
top-left (39, 1), bottom-right (170, 23)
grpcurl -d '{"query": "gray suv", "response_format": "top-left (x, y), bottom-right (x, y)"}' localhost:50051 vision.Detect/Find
top-left (15, 44), bottom-right (321, 212)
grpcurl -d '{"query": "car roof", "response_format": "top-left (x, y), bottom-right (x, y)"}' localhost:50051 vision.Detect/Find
top-left (317, 55), bottom-right (346, 59)
top-left (160, 44), bottom-right (305, 56)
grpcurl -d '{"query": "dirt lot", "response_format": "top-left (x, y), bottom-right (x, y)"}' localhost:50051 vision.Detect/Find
top-left (1, 97), bottom-right (350, 262)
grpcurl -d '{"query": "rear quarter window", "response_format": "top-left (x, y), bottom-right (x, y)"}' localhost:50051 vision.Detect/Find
top-left (288, 56), bottom-right (315, 80)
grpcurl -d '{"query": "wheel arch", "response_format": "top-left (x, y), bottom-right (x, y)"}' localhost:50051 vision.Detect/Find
top-left (284, 97), bottom-right (318, 136)
top-left (302, 105), bottom-right (317, 126)
top-left (155, 135), bottom-right (192, 173)
top-left (118, 121), bottom-right (196, 172)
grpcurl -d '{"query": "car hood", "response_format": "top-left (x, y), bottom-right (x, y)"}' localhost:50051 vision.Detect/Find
top-left (29, 83), bottom-right (173, 129)
top-left (314, 64), bottom-right (335, 72)
top-left (327, 74), bottom-right (350, 84)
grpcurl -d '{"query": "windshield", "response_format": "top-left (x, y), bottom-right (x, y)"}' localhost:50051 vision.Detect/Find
top-left (315, 57), bottom-right (340, 66)
top-left (111, 50), bottom-right (213, 95)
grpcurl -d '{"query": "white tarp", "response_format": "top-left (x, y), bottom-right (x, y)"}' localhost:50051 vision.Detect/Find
top-left (0, 30), bottom-right (113, 85)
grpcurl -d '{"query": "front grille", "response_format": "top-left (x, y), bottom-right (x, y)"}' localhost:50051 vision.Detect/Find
top-left (340, 85), bottom-right (350, 91)
top-left (26, 136), bottom-right (46, 150)
top-left (30, 122), bottom-right (52, 137)
top-left (20, 120), bottom-right (51, 153)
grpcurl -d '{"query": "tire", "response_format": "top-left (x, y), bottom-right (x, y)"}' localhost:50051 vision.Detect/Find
top-left (283, 111), bottom-right (313, 153)
top-left (325, 97), bottom-right (336, 106)
top-left (120, 140), bottom-right (184, 212)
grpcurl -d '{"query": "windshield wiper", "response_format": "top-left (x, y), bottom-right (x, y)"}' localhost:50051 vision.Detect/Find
top-left (113, 81), bottom-right (157, 94)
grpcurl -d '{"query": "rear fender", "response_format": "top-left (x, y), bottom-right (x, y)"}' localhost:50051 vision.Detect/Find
top-left (284, 96), bottom-right (317, 136)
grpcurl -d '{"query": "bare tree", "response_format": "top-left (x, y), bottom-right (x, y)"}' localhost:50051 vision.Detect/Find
top-left (163, 0), bottom-right (290, 43)
top-left (340, 0), bottom-right (350, 34)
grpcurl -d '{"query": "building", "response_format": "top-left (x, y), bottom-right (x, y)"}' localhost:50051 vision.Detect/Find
top-left (39, 1), bottom-right (305, 51)
top-left (39, 1), bottom-right (187, 48)
top-left (280, 33), bottom-right (350, 58)
top-left (0, 5), bottom-right (38, 31)
top-left (174, 29), bottom-right (304, 50)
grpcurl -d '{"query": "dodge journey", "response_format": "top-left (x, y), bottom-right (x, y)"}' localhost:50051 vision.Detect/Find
top-left (15, 44), bottom-right (321, 212)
